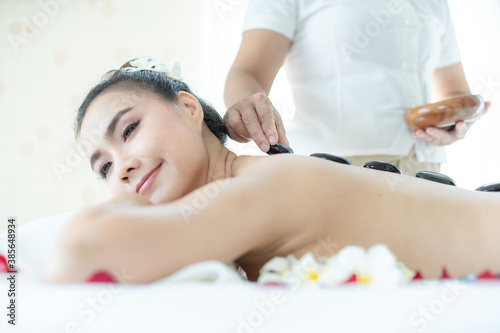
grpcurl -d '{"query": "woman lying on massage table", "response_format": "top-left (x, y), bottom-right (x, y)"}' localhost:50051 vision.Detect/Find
top-left (43, 58), bottom-right (500, 284)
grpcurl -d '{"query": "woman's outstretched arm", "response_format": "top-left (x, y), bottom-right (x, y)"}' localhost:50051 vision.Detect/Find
top-left (43, 171), bottom-right (295, 284)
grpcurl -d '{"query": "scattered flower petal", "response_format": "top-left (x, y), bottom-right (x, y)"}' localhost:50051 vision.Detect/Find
top-left (0, 255), bottom-right (8, 273)
top-left (477, 270), bottom-right (499, 280)
top-left (412, 271), bottom-right (423, 281)
top-left (441, 267), bottom-right (451, 279)
top-left (86, 270), bottom-right (117, 283)
top-left (343, 274), bottom-right (357, 284)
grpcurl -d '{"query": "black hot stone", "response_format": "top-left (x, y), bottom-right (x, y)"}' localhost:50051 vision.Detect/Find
top-left (475, 183), bottom-right (500, 192)
top-left (266, 144), bottom-right (294, 155)
top-left (415, 171), bottom-right (457, 186)
top-left (363, 161), bottom-right (402, 174)
top-left (310, 153), bottom-right (352, 165)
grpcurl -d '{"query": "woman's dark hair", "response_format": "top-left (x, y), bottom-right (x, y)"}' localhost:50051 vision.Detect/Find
top-left (74, 58), bottom-right (228, 144)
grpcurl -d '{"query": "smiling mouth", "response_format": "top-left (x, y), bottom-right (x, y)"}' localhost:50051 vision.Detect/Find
top-left (136, 163), bottom-right (162, 195)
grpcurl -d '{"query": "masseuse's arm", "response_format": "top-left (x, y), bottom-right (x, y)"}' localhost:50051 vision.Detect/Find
top-left (413, 62), bottom-right (491, 145)
top-left (224, 29), bottom-right (291, 152)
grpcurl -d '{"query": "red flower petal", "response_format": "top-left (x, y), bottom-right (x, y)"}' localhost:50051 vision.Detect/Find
top-left (86, 270), bottom-right (117, 283)
top-left (343, 274), bottom-right (357, 284)
top-left (440, 267), bottom-right (451, 279)
top-left (477, 270), bottom-right (500, 280)
top-left (0, 255), bottom-right (8, 273)
top-left (412, 271), bottom-right (423, 281)
top-left (261, 281), bottom-right (287, 287)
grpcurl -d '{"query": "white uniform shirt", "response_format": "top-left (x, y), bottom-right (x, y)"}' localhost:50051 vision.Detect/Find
top-left (243, 0), bottom-right (462, 162)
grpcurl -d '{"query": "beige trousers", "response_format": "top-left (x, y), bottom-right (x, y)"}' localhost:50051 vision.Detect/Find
top-left (345, 147), bottom-right (440, 176)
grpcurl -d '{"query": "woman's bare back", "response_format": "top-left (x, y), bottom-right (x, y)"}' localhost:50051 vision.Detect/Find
top-left (231, 154), bottom-right (500, 281)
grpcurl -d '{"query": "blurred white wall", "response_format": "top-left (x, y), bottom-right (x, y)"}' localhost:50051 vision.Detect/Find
top-left (0, 0), bottom-right (205, 226)
top-left (443, 0), bottom-right (500, 189)
top-left (1, 0), bottom-right (499, 227)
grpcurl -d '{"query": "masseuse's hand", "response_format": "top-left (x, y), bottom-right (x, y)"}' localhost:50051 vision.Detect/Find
top-left (224, 92), bottom-right (289, 152)
top-left (412, 101), bottom-right (491, 145)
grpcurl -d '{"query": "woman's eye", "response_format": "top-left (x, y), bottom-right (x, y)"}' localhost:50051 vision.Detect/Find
top-left (123, 121), bottom-right (139, 141)
top-left (99, 162), bottom-right (112, 179)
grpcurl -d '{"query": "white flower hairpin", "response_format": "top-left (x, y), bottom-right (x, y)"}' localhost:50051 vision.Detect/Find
top-left (122, 56), bottom-right (182, 80)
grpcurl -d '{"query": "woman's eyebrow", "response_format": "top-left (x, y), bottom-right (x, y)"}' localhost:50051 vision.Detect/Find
top-left (89, 106), bottom-right (134, 170)
top-left (105, 107), bottom-right (134, 138)
top-left (90, 152), bottom-right (101, 170)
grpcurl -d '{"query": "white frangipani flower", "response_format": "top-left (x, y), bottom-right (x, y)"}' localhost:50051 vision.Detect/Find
top-left (122, 56), bottom-right (183, 80)
top-left (290, 252), bottom-right (321, 283)
top-left (258, 244), bottom-right (412, 287)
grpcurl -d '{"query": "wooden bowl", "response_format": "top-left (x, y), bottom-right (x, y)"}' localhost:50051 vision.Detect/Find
top-left (404, 95), bottom-right (485, 131)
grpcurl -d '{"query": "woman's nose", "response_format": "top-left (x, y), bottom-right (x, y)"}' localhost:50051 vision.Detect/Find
top-left (116, 157), bottom-right (141, 183)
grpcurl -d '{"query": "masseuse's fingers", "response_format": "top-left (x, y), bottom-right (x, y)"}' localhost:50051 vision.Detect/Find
top-left (484, 101), bottom-right (491, 114)
top-left (224, 108), bottom-right (252, 143)
top-left (412, 121), bottom-right (469, 146)
top-left (252, 93), bottom-right (285, 149)
top-left (272, 108), bottom-right (289, 146)
top-left (224, 93), bottom-right (285, 152)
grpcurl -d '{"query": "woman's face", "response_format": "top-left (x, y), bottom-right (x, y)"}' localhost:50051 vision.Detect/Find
top-left (80, 88), bottom-right (208, 204)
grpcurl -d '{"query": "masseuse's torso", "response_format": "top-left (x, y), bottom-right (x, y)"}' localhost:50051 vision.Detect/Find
top-left (244, 0), bottom-right (461, 162)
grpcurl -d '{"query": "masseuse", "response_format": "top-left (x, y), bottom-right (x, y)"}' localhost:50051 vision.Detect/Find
top-left (224, 0), bottom-right (487, 175)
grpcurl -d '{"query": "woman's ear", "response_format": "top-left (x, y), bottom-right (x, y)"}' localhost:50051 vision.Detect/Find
top-left (177, 91), bottom-right (204, 130)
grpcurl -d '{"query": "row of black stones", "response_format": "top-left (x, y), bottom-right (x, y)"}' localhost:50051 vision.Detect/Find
top-left (266, 144), bottom-right (500, 192)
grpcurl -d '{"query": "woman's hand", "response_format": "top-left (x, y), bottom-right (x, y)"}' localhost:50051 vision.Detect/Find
top-left (412, 101), bottom-right (491, 145)
top-left (224, 92), bottom-right (289, 152)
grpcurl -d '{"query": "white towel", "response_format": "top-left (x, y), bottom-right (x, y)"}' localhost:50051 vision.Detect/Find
top-left (154, 260), bottom-right (245, 285)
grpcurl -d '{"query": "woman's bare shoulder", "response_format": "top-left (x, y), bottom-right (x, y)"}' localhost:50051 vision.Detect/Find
top-left (233, 154), bottom-right (334, 178)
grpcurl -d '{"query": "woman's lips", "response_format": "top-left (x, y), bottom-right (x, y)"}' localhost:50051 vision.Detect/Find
top-left (136, 164), bottom-right (162, 195)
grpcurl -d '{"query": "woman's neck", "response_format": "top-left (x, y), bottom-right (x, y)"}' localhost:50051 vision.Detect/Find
top-left (202, 128), bottom-right (240, 183)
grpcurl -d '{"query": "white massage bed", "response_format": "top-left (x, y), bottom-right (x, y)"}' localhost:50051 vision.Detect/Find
top-left (1, 212), bottom-right (500, 333)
